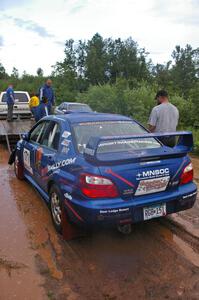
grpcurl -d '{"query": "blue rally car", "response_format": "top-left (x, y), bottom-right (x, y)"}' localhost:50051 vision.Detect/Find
top-left (9, 112), bottom-right (197, 237)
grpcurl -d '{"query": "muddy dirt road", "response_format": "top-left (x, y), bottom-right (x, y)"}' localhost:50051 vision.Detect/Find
top-left (1, 145), bottom-right (199, 300)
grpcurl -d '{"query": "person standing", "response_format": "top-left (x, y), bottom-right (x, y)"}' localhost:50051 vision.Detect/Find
top-left (6, 84), bottom-right (15, 122)
top-left (148, 90), bottom-right (179, 146)
top-left (29, 92), bottom-right (40, 122)
top-left (39, 79), bottom-right (55, 115)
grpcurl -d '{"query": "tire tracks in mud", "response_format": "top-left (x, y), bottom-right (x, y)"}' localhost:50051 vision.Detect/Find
top-left (147, 218), bottom-right (199, 269)
top-left (0, 257), bottom-right (27, 277)
top-left (160, 217), bottom-right (199, 255)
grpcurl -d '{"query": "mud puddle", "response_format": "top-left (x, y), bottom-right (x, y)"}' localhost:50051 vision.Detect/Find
top-left (1, 144), bottom-right (199, 299)
top-left (0, 145), bottom-right (47, 300)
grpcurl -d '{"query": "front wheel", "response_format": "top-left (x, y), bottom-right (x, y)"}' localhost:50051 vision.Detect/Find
top-left (14, 155), bottom-right (24, 180)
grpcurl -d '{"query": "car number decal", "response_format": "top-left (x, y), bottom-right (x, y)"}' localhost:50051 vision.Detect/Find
top-left (23, 148), bottom-right (33, 174)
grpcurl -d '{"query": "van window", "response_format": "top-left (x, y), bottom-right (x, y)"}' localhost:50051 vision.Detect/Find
top-left (2, 92), bottom-right (29, 103)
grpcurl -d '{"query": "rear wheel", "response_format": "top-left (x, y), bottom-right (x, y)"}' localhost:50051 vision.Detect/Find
top-left (14, 155), bottom-right (24, 180)
top-left (50, 185), bottom-right (63, 234)
top-left (49, 185), bottom-right (84, 239)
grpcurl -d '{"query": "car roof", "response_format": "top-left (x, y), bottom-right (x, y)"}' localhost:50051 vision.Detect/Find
top-left (60, 102), bottom-right (89, 106)
top-left (1, 91), bottom-right (29, 93)
top-left (47, 112), bottom-right (132, 124)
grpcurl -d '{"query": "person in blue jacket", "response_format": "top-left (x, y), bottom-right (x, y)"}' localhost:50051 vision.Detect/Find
top-left (39, 79), bottom-right (55, 115)
top-left (6, 84), bottom-right (15, 122)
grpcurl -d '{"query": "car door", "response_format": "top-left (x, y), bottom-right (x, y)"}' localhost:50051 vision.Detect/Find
top-left (34, 121), bottom-right (61, 191)
top-left (22, 120), bottom-right (50, 178)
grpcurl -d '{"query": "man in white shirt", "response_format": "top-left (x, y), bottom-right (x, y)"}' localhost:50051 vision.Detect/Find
top-left (148, 90), bottom-right (179, 146)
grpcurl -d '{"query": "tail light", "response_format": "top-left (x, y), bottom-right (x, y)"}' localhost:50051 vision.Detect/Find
top-left (180, 162), bottom-right (193, 185)
top-left (79, 173), bottom-right (119, 198)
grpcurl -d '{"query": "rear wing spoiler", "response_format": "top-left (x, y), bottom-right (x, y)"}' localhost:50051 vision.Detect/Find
top-left (83, 131), bottom-right (193, 163)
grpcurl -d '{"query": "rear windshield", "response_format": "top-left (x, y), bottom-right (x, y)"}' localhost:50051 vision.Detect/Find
top-left (72, 121), bottom-right (161, 154)
top-left (2, 92), bottom-right (29, 103)
top-left (68, 104), bottom-right (92, 112)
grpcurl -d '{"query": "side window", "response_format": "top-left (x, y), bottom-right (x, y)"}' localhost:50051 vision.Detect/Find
top-left (59, 104), bottom-right (64, 110)
top-left (2, 93), bottom-right (7, 102)
top-left (29, 121), bottom-right (49, 144)
top-left (40, 121), bottom-right (61, 150)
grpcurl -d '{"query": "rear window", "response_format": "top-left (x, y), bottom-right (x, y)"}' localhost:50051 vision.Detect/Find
top-left (2, 92), bottom-right (29, 103)
top-left (68, 104), bottom-right (92, 112)
top-left (72, 121), bottom-right (161, 154)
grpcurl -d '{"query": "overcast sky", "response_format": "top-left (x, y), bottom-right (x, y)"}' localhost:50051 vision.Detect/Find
top-left (0, 0), bottom-right (198, 75)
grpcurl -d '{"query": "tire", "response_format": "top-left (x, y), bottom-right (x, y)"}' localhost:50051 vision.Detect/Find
top-left (14, 154), bottom-right (24, 180)
top-left (49, 185), bottom-right (63, 234)
top-left (49, 185), bottom-right (83, 239)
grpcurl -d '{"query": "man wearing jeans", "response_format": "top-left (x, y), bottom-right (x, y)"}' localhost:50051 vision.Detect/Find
top-left (39, 79), bottom-right (55, 115)
top-left (6, 84), bottom-right (15, 122)
top-left (148, 90), bottom-right (179, 147)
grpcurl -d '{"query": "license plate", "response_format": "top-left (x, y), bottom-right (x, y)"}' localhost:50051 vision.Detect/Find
top-left (135, 176), bottom-right (170, 196)
top-left (143, 203), bottom-right (166, 220)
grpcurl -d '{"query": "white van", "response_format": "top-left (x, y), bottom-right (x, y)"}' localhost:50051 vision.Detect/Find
top-left (0, 91), bottom-right (32, 118)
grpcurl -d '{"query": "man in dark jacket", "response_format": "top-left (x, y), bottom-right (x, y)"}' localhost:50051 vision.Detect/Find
top-left (6, 84), bottom-right (15, 122)
top-left (39, 79), bottom-right (55, 115)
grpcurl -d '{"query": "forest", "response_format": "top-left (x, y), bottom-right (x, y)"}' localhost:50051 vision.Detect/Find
top-left (0, 33), bottom-right (199, 148)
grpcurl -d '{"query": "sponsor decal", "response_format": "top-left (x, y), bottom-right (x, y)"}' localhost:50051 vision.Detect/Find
top-left (48, 157), bottom-right (76, 171)
top-left (100, 208), bottom-right (130, 214)
top-left (182, 191), bottom-right (197, 199)
top-left (171, 180), bottom-right (179, 187)
top-left (23, 148), bottom-right (33, 174)
top-left (99, 139), bottom-right (159, 148)
top-left (123, 188), bottom-right (134, 195)
top-left (61, 139), bottom-right (71, 147)
top-left (84, 147), bottom-right (95, 156)
top-left (62, 131), bottom-right (71, 138)
top-left (61, 146), bottom-right (69, 154)
top-left (136, 168), bottom-right (170, 180)
top-left (35, 147), bottom-right (43, 172)
top-left (140, 161), bottom-right (161, 165)
top-left (78, 121), bottom-right (132, 126)
top-left (64, 192), bottom-right (72, 201)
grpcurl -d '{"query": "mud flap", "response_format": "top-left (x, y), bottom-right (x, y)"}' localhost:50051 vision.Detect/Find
top-left (61, 206), bottom-right (85, 240)
top-left (8, 147), bottom-right (16, 165)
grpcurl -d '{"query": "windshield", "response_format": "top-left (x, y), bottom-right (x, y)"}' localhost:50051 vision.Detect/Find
top-left (72, 121), bottom-right (161, 154)
top-left (2, 92), bottom-right (29, 103)
top-left (68, 104), bottom-right (92, 112)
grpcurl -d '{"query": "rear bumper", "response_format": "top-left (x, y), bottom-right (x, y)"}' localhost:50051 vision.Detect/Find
top-left (0, 107), bottom-right (31, 115)
top-left (64, 182), bottom-right (197, 227)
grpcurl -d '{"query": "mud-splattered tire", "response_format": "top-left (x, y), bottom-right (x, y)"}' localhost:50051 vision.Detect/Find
top-left (49, 185), bottom-right (63, 234)
top-left (14, 155), bottom-right (24, 180)
top-left (49, 185), bottom-right (83, 240)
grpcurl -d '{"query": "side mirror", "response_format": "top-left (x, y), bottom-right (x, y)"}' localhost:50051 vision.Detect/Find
top-left (21, 133), bottom-right (29, 141)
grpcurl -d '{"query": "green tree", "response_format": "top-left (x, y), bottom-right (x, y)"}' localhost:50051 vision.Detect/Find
top-left (37, 67), bottom-right (44, 77)
top-left (0, 62), bottom-right (7, 79)
top-left (171, 44), bottom-right (197, 97)
top-left (85, 33), bottom-right (108, 85)
top-left (11, 67), bottom-right (19, 79)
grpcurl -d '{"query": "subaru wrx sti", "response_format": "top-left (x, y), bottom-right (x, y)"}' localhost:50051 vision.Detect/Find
top-left (9, 112), bottom-right (197, 236)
